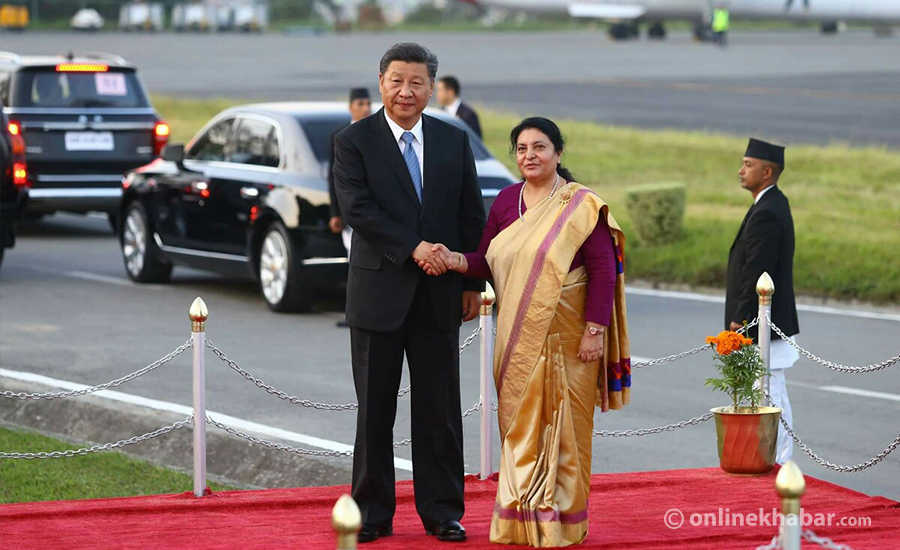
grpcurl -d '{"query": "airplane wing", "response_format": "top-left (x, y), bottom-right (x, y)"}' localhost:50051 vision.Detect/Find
top-left (567, 3), bottom-right (647, 19)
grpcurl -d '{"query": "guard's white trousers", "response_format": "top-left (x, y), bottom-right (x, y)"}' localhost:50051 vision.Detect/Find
top-left (768, 369), bottom-right (793, 464)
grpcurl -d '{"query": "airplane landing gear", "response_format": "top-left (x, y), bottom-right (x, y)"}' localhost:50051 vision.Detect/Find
top-left (648, 21), bottom-right (666, 39)
top-left (609, 22), bottom-right (639, 41)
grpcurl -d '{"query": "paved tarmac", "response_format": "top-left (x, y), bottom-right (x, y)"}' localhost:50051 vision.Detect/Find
top-left (2, 30), bottom-right (899, 146)
top-left (1, 214), bottom-right (898, 501)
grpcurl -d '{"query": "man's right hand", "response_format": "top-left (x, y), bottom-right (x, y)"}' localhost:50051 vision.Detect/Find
top-left (412, 241), bottom-right (449, 275)
top-left (329, 216), bottom-right (342, 234)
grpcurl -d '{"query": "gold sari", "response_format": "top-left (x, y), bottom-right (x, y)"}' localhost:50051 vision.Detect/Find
top-left (486, 182), bottom-right (631, 547)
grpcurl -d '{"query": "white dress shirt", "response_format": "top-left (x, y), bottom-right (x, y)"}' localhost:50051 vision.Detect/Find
top-left (445, 98), bottom-right (462, 118)
top-left (384, 110), bottom-right (424, 186)
top-left (754, 184), bottom-right (775, 204)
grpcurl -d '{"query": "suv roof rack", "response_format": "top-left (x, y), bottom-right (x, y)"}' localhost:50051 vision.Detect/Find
top-left (59, 51), bottom-right (129, 65)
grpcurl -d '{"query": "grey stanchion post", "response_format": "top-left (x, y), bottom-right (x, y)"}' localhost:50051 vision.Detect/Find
top-left (479, 283), bottom-right (496, 480)
top-left (189, 297), bottom-right (209, 497)
top-left (756, 272), bottom-right (774, 399)
top-left (776, 460), bottom-right (805, 550)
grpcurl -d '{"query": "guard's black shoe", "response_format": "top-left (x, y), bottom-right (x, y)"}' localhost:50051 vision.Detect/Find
top-left (425, 520), bottom-right (467, 542)
top-left (358, 523), bottom-right (392, 543)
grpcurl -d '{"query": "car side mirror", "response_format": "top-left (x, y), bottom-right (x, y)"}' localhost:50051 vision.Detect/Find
top-left (162, 143), bottom-right (184, 163)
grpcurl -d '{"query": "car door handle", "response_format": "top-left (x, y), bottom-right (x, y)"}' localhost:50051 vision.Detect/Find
top-left (239, 186), bottom-right (259, 199)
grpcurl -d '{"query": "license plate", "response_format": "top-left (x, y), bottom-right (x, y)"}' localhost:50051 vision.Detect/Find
top-left (65, 131), bottom-right (114, 151)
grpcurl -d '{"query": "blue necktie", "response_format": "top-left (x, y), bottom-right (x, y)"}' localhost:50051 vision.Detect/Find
top-left (400, 131), bottom-right (422, 203)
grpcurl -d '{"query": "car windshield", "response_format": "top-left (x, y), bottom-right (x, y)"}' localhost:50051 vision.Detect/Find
top-left (14, 68), bottom-right (149, 108)
top-left (297, 112), bottom-right (492, 163)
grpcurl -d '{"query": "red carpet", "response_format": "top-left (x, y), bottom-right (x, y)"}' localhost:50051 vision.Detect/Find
top-left (2, 468), bottom-right (898, 549)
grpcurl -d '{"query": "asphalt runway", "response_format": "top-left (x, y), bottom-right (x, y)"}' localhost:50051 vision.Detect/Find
top-left (2, 30), bottom-right (899, 146)
top-left (1, 215), bottom-right (898, 501)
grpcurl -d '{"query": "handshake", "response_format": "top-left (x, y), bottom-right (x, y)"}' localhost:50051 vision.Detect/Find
top-left (412, 241), bottom-right (466, 276)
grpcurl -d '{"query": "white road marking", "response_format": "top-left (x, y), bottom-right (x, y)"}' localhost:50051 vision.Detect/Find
top-left (66, 270), bottom-right (162, 290)
top-left (626, 288), bottom-right (900, 322)
top-left (787, 380), bottom-right (900, 403)
top-left (0, 368), bottom-right (414, 472)
top-left (818, 386), bottom-right (900, 403)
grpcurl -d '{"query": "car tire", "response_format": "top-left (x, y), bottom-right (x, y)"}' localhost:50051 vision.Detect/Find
top-left (258, 221), bottom-right (313, 313)
top-left (120, 201), bottom-right (172, 283)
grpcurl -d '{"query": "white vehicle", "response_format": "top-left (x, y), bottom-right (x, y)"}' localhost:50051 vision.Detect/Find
top-left (118, 2), bottom-right (164, 32)
top-left (469, 0), bottom-right (900, 39)
top-left (172, 3), bottom-right (217, 32)
top-left (234, 3), bottom-right (269, 32)
top-left (70, 8), bottom-right (104, 31)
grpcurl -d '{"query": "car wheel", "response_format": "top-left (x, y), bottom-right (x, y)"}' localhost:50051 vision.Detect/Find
top-left (121, 202), bottom-right (172, 283)
top-left (258, 221), bottom-right (313, 313)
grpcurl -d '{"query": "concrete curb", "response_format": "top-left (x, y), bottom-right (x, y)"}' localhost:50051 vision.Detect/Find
top-left (0, 378), bottom-right (351, 489)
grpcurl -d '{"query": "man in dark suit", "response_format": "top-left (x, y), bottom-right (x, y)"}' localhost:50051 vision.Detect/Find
top-left (333, 43), bottom-right (486, 543)
top-left (328, 87), bottom-right (372, 246)
top-left (725, 137), bottom-right (800, 464)
top-left (328, 88), bottom-right (372, 328)
top-left (436, 75), bottom-right (482, 138)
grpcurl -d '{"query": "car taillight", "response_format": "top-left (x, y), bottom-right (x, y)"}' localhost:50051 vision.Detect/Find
top-left (13, 162), bottom-right (28, 187)
top-left (7, 121), bottom-right (20, 136)
top-left (153, 122), bottom-right (169, 156)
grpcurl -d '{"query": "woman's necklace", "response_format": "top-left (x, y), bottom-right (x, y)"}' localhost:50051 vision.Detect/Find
top-left (519, 173), bottom-right (560, 223)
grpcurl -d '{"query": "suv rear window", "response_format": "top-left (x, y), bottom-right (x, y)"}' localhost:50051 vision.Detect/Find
top-left (13, 67), bottom-right (149, 108)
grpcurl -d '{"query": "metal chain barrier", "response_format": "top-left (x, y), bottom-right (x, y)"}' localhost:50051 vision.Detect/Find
top-left (204, 326), bottom-right (482, 411)
top-left (780, 416), bottom-right (899, 473)
top-left (767, 313), bottom-right (899, 373)
top-left (0, 415), bottom-right (194, 460)
top-left (206, 339), bottom-right (360, 411)
top-left (593, 412), bottom-right (714, 437)
top-left (803, 529), bottom-right (858, 550)
top-left (631, 317), bottom-right (759, 369)
top-left (762, 391), bottom-right (899, 472)
top-left (206, 415), bottom-right (354, 458)
top-left (0, 339), bottom-right (192, 400)
top-left (754, 536), bottom-right (781, 550)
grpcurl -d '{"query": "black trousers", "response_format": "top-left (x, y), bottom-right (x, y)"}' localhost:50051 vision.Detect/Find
top-left (350, 278), bottom-right (465, 528)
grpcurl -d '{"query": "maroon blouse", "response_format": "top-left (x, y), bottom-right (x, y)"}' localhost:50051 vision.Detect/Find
top-left (464, 183), bottom-right (617, 326)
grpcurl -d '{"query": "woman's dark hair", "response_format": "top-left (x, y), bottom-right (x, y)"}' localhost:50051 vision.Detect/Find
top-left (379, 43), bottom-right (438, 80)
top-left (509, 117), bottom-right (575, 182)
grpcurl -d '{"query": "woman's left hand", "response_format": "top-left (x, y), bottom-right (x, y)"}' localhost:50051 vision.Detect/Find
top-left (578, 325), bottom-right (605, 363)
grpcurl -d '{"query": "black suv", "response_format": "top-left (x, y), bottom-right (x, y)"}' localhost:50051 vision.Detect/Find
top-left (0, 51), bottom-right (167, 227)
top-left (1, 105), bottom-right (29, 267)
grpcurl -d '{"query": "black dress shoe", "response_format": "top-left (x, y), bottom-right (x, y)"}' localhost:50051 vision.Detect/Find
top-left (358, 523), bottom-right (392, 543)
top-left (425, 520), bottom-right (467, 542)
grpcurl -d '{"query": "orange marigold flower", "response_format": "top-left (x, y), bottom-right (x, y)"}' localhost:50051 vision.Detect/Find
top-left (706, 330), bottom-right (752, 356)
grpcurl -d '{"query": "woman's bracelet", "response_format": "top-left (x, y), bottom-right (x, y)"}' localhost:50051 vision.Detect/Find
top-left (456, 252), bottom-right (464, 270)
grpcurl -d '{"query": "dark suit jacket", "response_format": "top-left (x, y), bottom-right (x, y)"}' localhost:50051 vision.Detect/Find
top-left (327, 125), bottom-right (347, 218)
top-left (725, 185), bottom-right (799, 340)
top-left (456, 102), bottom-right (482, 138)
top-left (333, 108), bottom-right (486, 332)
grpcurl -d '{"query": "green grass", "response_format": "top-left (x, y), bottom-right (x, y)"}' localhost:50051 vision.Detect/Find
top-left (152, 95), bottom-right (900, 304)
top-left (0, 427), bottom-right (234, 504)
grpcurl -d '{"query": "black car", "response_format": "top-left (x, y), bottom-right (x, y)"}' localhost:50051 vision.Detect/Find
top-left (0, 50), bottom-right (168, 227)
top-left (119, 102), bottom-right (516, 312)
top-left (0, 104), bottom-right (29, 267)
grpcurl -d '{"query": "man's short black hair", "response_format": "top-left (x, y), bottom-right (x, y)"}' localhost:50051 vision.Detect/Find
top-left (439, 76), bottom-right (460, 96)
top-left (379, 43), bottom-right (438, 80)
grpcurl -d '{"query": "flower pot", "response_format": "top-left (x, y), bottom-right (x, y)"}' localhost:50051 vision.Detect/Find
top-left (711, 406), bottom-right (782, 476)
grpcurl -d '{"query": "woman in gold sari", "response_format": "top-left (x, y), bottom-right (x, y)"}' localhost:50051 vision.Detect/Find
top-left (421, 118), bottom-right (631, 547)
